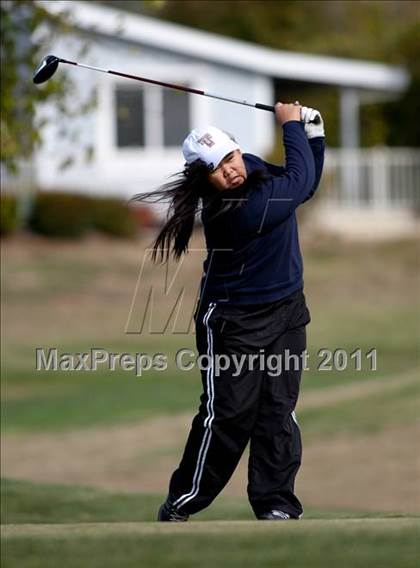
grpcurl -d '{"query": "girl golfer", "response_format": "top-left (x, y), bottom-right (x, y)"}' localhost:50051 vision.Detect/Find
top-left (135, 102), bottom-right (325, 521)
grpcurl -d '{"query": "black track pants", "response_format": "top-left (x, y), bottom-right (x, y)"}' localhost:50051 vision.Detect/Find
top-left (168, 288), bottom-right (311, 518)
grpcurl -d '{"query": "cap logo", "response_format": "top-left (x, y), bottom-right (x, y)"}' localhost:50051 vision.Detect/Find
top-left (197, 133), bottom-right (215, 147)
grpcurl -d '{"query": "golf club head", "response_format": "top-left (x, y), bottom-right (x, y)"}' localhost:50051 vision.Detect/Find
top-left (33, 55), bottom-right (60, 84)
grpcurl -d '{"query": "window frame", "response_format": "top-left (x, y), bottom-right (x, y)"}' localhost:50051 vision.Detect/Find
top-left (95, 64), bottom-right (209, 162)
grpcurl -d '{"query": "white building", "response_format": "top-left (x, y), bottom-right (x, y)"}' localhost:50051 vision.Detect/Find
top-left (4, 0), bottom-right (419, 237)
top-left (32, 1), bottom-right (409, 189)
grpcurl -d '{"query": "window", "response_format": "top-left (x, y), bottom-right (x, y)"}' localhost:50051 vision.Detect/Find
top-left (163, 89), bottom-right (190, 147)
top-left (114, 83), bottom-right (190, 149)
top-left (115, 87), bottom-right (145, 147)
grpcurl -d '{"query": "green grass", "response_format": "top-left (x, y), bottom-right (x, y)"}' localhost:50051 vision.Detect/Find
top-left (2, 479), bottom-right (418, 567)
top-left (2, 215), bottom-right (419, 568)
top-left (2, 520), bottom-right (420, 568)
top-left (2, 236), bottom-right (419, 432)
top-left (2, 305), bottom-right (419, 433)
top-left (2, 361), bottom-right (419, 434)
top-left (1, 478), bottom-right (162, 525)
top-left (2, 477), bottom-right (416, 525)
top-left (299, 369), bottom-right (420, 440)
top-left (303, 307), bottom-right (419, 388)
top-left (2, 356), bottom-right (419, 434)
top-left (1, 368), bottom-right (201, 432)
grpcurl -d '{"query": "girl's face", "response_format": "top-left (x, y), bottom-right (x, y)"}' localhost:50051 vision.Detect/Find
top-left (208, 150), bottom-right (248, 191)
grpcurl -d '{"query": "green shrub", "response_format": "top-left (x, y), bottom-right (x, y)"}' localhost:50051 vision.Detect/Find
top-left (91, 197), bottom-right (137, 238)
top-left (0, 193), bottom-right (19, 236)
top-left (29, 191), bottom-right (91, 238)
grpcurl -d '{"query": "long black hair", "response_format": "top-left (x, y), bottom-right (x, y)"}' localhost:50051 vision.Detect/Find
top-left (131, 159), bottom-right (268, 263)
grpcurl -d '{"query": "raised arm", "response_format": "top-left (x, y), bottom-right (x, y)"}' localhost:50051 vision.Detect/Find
top-left (233, 103), bottom-right (317, 235)
top-left (263, 106), bottom-right (325, 201)
top-left (300, 106), bottom-right (325, 202)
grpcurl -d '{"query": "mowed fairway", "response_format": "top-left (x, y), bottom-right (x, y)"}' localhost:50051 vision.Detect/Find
top-left (3, 519), bottom-right (420, 568)
top-left (1, 231), bottom-right (419, 566)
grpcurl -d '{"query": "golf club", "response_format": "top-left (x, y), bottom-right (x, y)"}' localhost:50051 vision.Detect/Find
top-left (33, 54), bottom-right (321, 123)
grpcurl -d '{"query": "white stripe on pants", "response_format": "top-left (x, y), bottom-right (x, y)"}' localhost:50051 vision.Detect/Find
top-left (173, 302), bottom-right (217, 509)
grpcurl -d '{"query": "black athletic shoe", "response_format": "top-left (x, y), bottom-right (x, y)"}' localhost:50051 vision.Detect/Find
top-left (257, 510), bottom-right (297, 520)
top-left (157, 501), bottom-right (189, 522)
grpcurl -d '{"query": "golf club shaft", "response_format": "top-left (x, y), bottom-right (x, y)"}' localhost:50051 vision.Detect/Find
top-left (58, 57), bottom-right (287, 116)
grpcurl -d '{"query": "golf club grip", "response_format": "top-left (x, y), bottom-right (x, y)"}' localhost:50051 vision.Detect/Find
top-left (255, 103), bottom-right (276, 112)
top-left (255, 103), bottom-right (321, 124)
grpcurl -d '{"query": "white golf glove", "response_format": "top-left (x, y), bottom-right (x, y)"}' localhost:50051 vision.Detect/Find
top-left (301, 106), bottom-right (325, 139)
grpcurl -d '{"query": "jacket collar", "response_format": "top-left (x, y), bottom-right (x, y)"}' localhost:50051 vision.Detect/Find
top-left (243, 153), bottom-right (266, 175)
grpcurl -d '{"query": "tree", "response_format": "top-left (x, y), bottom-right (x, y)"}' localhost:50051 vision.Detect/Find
top-left (382, 21), bottom-right (420, 146)
top-left (0, 0), bottom-right (95, 173)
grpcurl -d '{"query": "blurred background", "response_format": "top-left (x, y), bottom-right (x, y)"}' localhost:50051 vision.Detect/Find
top-left (1, 0), bottom-right (419, 550)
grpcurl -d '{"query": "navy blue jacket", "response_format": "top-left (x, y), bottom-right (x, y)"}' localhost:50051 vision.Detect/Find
top-left (199, 120), bottom-right (325, 305)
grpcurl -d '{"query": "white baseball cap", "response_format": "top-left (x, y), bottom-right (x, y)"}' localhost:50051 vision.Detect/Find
top-left (182, 126), bottom-right (240, 171)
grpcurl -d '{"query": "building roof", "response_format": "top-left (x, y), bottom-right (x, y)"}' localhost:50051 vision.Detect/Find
top-left (39, 0), bottom-right (409, 92)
